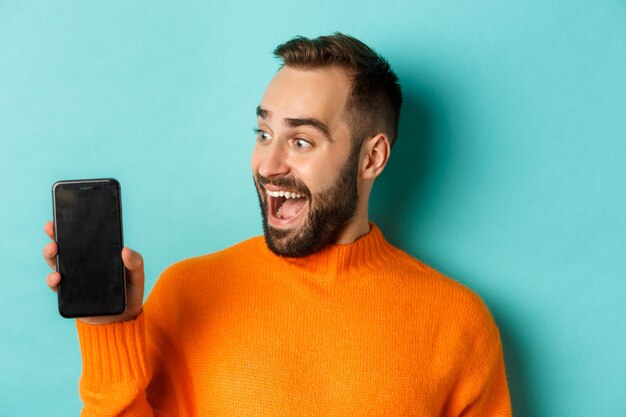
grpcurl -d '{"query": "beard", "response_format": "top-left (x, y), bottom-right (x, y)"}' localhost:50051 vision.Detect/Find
top-left (253, 142), bottom-right (361, 258)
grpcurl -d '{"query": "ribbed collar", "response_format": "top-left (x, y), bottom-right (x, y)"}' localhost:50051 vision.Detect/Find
top-left (256, 222), bottom-right (399, 285)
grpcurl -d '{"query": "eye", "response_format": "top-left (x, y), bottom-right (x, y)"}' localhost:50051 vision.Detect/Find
top-left (292, 138), bottom-right (313, 150)
top-left (253, 128), bottom-right (272, 143)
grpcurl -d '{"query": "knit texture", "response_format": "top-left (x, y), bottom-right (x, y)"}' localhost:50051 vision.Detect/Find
top-left (76, 223), bottom-right (512, 416)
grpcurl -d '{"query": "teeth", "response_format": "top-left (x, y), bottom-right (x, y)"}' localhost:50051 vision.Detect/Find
top-left (266, 190), bottom-right (304, 199)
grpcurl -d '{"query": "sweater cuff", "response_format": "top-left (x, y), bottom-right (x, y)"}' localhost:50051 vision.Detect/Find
top-left (76, 312), bottom-right (150, 385)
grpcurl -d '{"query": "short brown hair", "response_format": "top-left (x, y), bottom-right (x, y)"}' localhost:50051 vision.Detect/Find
top-left (273, 32), bottom-right (402, 147)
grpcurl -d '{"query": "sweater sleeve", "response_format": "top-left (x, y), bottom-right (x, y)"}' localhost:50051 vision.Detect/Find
top-left (458, 327), bottom-right (512, 417)
top-left (75, 259), bottom-right (196, 417)
top-left (447, 305), bottom-right (513, 417)
top-left (76, 313), bottom-right (155, 417)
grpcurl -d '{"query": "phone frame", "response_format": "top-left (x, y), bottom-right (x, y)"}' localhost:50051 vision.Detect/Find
top-left (52, 178), bottom-right (127, 318)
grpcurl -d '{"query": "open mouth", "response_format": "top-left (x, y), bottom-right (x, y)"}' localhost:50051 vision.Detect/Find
top-left (266, 189), bottom-right (308, 227)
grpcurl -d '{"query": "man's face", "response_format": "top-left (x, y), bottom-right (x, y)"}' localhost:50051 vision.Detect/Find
top-left (251, 66), bottom-right (362, 257)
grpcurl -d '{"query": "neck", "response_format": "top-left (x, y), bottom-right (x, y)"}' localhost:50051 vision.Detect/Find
top-left (333, 217), bottom-right (371, 244)
top-left (332, 199), bottom-right (370, 244)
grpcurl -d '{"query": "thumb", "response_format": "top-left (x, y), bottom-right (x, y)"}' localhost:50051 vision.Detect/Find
top-left (121, 247), bottom-right (145, 316)
top-left (122, 247), bottom-right (145, 285)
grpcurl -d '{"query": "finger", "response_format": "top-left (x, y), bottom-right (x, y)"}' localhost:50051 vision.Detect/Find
top-left (46, 272), bottom-right (60, 293)
top-left (43, 241), bottom-right (58, 270)
top-left (44, 221), bottom-right (55, 241)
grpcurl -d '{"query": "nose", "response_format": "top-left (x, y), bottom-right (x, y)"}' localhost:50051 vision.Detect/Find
top-left (256, 140), bottom-right (290, 179)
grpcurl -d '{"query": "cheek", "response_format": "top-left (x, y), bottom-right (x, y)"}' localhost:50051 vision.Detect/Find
top-left (297, 157), bottom-right (336, 194)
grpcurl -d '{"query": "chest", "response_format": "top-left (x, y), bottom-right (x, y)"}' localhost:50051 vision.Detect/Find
top-left (182, 304), bottom-right (445, 416)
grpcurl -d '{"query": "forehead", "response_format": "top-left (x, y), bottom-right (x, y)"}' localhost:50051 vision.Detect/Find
top-left (259, 66), bottom-right (352, 128)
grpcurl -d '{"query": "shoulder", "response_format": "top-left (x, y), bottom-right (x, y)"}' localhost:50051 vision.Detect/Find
top-left (143, 235), bottom-right (266, 333)
top-left (146, 235), bottom-right (265, 302)
top-left (385, 244), bottom-right (498, 334)
top-left (160, 235), bottom-right (263, 277)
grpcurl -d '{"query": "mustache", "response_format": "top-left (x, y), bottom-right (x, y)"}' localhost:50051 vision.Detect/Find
top-left (256, 174), bottom-right (311, 199)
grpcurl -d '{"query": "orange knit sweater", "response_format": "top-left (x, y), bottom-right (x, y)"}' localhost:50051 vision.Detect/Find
top-left (76, 223), bottom-right (512, 416)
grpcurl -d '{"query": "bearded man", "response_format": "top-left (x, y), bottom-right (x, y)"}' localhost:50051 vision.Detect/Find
top-left (43, 33), bottom-right (512, 416)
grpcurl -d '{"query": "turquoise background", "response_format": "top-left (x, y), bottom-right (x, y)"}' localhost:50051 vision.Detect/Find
top-left (1, 1), bottom-right (624, 415)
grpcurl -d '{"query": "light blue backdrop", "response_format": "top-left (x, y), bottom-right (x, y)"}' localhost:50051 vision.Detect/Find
top-left (1, 1), bottom-right (624, 416)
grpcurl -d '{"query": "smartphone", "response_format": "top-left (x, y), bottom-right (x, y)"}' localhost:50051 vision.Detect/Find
top-left (52, 178), bottom-right (126, 318)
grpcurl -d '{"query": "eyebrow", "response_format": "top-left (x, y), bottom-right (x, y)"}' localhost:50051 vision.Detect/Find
top-left (256, 106), bottom-right (334, 142)
top-left (256, 106), bottom-right (270, 119)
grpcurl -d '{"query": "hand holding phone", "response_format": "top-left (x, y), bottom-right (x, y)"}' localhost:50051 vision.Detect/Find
top-left (44, 179), bottom-right (145, 324)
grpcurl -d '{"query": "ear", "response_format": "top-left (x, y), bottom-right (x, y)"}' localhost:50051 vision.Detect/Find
top-left (359, 133), bottom-right (391, 180)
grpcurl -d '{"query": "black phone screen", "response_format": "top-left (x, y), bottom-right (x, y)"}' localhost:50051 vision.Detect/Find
top-left (53, 179), bottom-right (126, 318)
